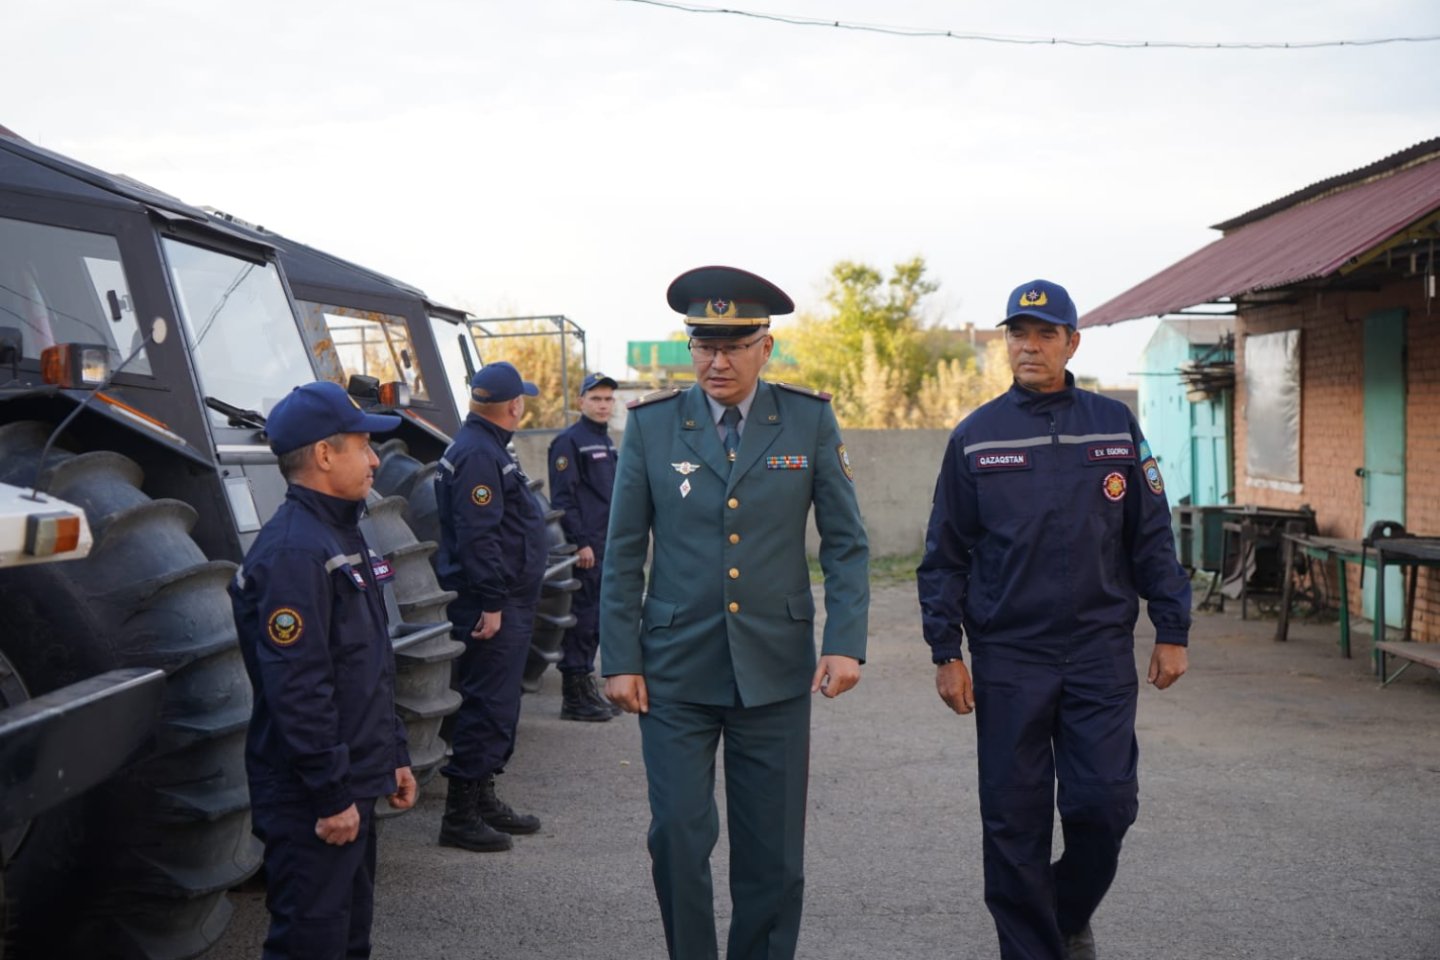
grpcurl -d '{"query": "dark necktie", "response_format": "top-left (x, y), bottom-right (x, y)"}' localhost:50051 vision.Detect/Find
top-left (721, 406), bottom-right (742, 468)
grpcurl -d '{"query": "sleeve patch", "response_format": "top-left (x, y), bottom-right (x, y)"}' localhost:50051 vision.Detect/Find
top-left (837, 443), bottom-right (854, 482)
top-left (554, 455), bottom-right (569, 472)
top-left (471, 484), bottom-right (493, 506)
top-left (1142, 457), bottom-right (1165, 495)
top-left (267, 607), bottom-right (304, 646)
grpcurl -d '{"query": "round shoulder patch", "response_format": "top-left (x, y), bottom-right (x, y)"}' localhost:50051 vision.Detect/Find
top-left (1102, 471), bottom-right (1127, 502)
top-left (267, 607), bottom-right (304, 646)
top-left (471, 484), bottom-right (493, 506)
top-left (554, 455), bottom-right (569, 472)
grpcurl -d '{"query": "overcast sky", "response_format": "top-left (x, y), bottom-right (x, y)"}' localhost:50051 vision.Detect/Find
top-left (5, 1), bottom-right (1438, 385)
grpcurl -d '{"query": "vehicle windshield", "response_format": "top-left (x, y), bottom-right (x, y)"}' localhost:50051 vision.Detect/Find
top-left (429, 313), bottom-right (475, 419)
top-left (0, 216), bottom-right (150, 375)
top-left (163, 239), bottom-right (313, 427)
top-left (299, 302), bottom-right (428, 401)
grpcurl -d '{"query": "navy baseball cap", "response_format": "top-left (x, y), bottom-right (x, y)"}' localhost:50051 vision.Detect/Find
top-left (581, 372), bottom-right (618, 394)
top-left (1000, 279), bottom-right (1078, 330)
top-left (266, 381), bottom-right (401, 455)
top-left (470, 361), bottom-right (539, 403)
top-left (668, 265), bottom-right (793, 340)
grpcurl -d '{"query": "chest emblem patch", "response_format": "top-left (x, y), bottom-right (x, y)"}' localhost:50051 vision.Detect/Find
top-left (766, 455), bottom-right (809, 470)
top-left (672, 461), bottom-right (701, 475)
top-left (1102, 471), bottom-right (1127, 502)
top-left (1142, 457), bottom-right (1165, 495)
top-left (471, 484), bottom-right (493, 506)
top-left (267, 607), bottom-right (304, 646)
top-left (554, 455), bottom-right (569, 472)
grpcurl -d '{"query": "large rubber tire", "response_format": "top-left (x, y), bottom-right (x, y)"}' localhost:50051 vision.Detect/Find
top-left (522, 483), bottom-right (581, 693)
top-left (0, 422), bottom-right (258, 960)
top-left (362, 493), bottom-right (462, 788)
top-left (372, 438), bottom-right (441, 546)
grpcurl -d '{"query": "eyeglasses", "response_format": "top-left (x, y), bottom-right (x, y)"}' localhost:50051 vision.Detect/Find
top-left (687, 335), bottom-right (769, 362)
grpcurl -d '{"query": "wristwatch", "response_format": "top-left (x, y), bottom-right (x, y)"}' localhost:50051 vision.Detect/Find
top-left (936, 657), bottom-right (962, 666)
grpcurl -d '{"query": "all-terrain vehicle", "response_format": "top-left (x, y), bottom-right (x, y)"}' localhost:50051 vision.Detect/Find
top-left (0, 130), bottom-right (463, 958)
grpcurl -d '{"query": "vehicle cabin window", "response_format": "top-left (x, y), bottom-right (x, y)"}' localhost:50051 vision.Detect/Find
top-left (302, 302), bottom-right (428, 402)
top-left (163, 239), bottom-right (314, 427)
top-left (0, 216), bottom-right (150, 375)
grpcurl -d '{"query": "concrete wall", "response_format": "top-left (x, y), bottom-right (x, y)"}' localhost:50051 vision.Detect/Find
top-left (513, 425), bottom-right (952, 558)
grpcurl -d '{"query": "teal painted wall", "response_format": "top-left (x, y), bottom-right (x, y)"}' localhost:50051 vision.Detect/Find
top-left (1137, 321), bottom-right (1233, 507)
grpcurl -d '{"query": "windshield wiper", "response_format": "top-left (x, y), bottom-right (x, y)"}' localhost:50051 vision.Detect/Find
top-left (205, 396), bottom-right (267, 429)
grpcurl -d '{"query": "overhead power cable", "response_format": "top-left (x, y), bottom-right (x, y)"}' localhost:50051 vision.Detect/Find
top-left (617, 0), bottom-right (1440, 50)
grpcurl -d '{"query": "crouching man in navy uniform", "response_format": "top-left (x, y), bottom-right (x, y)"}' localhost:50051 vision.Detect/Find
top-left (548, 371), bottom-right (621, 722)
top-left (434, 361), bottom-right (548, 852)
top-left (230, 380), bottom-right (417, 960)
top-left (917, 280), bottom-right (1190, 960)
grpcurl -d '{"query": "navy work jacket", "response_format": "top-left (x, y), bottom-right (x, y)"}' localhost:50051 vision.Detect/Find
top-left (547, 415), bottom-right (617, 556)
top-left (917, 373), bottom-right (1191, 665)
top-left (230, 485), bottom-right (409, 815)
top-left (434, 412), bottom-right (548, 612)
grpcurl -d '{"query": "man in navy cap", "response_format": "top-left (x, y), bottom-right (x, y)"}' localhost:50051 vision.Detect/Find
top-left (601, 266), bottom-right (869, 960)
top-left (230, 380), bottom-right (417, 959)
top-left (548, 371), bottom-right (621, 722)
top-left (917, 280), bottom-right (1191, 960)
top-left (433, 360), bottom-right (548, 852)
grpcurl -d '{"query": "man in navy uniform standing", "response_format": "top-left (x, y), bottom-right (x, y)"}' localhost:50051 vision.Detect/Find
top-left (601, 265), bottom-right (870, 960)
top-left (231, 380), bottom-right (417, 960)
top-left (917, 280), bottom-right (1190, 960)
top-left (548, 371), bottom-right (621, 722)
top-left (434, 361), bottom-right (548, 852)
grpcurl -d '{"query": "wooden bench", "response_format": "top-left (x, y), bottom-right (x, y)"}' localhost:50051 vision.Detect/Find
top-left (1376, 640), bottom-right (1440, 687)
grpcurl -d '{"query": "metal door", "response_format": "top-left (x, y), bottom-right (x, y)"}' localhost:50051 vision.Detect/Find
top-left (1361, 308), bottom-right (1407, 628)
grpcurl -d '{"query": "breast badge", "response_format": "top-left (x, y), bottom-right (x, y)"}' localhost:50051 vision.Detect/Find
top-left (267, 607), bottom-right (304, 646)
top-left (471, 484), bottom-right (493, 506)
top-left (671, 461), bottom-right (700, 475)
top-left (1102, 471), bottom-right (1127, 502)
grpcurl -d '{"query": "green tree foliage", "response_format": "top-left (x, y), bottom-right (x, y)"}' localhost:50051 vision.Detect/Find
top-left (778, 257), bottom-right (1003, 429)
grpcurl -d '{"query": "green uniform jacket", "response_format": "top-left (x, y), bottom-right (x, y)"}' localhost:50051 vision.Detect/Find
top-left (600, 380), bottom-right (870, 707)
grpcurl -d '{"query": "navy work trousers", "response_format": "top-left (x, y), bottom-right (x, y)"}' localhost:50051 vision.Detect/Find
top-left (442, 591), bottom-right (539, 782)
top-left (639, 694), bottom-right (811, 960)
top-left (559, 560), bottom-right (600, 675)
top-left (251, 797), bottom-right (379, 960)
top-left (971, 651), bottom-right (1140, 960)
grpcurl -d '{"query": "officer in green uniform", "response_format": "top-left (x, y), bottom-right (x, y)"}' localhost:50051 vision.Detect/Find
top-left (600, 265), bottom-right (870, 960)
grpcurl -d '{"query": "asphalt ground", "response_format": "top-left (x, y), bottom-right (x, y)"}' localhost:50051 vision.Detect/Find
top-left (204, 583), bottom-right (1440, 960)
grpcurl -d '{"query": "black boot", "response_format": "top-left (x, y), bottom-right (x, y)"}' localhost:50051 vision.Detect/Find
top-left (477, 775), bottom-right (541, 834)
top-left (561, 672), bottom-right (614, 722)
top-left (1062, 923), bottom-right (1097, 960)
top-left (438, 777), bottom-right (512, 852)
top-left (584, 672), bottom-right (623, 717)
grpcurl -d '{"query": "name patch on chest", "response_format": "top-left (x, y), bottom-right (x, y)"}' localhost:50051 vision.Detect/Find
top-left (347, 567), bottom-right (369, 589)
top-left (972, 451), bottom-right (1032, 471)
top-left (1087, 442), bottom-right (1136, 462)
top-left (766, 455), bottom-right (809, 470)
top-left (370, 559), bottom-right (394, 583)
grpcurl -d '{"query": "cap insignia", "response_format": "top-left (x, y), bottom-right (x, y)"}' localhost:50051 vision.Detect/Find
top-left (705, 299), bottom-right (738, 319)
top-left (1019, 289), bottom-right (1049, 307)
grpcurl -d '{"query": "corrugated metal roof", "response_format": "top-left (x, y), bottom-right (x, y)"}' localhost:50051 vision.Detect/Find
top-left (1081, 148), bottom-right (1440, 328)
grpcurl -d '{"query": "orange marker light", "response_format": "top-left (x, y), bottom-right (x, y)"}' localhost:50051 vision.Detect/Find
top-left (25, 511), bottom-right (82, 556)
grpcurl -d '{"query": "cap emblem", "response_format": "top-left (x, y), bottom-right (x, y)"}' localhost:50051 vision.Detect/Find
top-left (705, 299), bottom-right (737, 319)
top-left (1019, 289), bottom-right (1049, 307)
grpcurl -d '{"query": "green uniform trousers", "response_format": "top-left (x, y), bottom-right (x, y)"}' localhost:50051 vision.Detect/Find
top-left (639, 694), bottom-right (811, 960)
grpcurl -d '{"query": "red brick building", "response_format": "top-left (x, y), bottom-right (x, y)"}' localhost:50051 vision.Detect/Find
top-left (1083, 139), bottom-right (1440, 643)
